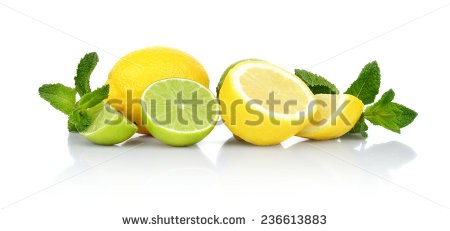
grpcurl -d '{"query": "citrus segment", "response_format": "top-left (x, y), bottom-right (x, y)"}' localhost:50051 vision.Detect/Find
top-left (80, 103), bottom-right (137, 145)
top-left (297, 94), bottom-right (364, 140)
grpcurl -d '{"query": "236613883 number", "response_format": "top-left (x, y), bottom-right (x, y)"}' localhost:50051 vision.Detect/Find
top-left (261, 215), bottom-right (326, 225)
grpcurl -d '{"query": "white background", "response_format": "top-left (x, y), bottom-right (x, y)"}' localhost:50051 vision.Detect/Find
top-left (1, 0), bottom-right (450, 230)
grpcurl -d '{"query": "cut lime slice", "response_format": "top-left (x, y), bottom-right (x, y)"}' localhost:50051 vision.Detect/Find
top-left (141, 78), bottom-right (219, 146)
top-left (80, 103), bottom-right (137, 145)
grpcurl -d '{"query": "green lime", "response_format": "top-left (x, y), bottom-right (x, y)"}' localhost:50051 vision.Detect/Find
top-left (141, 78), bottom-right (219, 146)
top-left (80, 103), bottom-right (137, 145)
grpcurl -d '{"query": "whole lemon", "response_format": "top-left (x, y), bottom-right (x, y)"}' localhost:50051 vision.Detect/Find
top-left (106, 46), bottom-right (209, 134)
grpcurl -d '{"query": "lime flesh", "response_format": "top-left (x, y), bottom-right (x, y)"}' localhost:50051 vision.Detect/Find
top-left (80, 103), bottom-right (137, 145)
top-left (141, 78), bottom-right (219, 146)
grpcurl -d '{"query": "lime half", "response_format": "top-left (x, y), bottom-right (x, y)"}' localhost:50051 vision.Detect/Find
top-left (141, 78), bottom-right (219, 146)
top-left (80, 103), bottom-right (137, 145)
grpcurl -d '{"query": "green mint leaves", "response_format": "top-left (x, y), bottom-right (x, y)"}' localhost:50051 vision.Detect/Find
top-left (364, 89), bottom-right (418, 133)
top-left (295, 69), bottom-right (339, 94)
top-left (38, 83), bottom-right (77, 115)
top-left (344, 61), bottom-right (380, 105)
top-left (77, 85), bottom-right (110, 109)
top-left (349, 115), bottom-right (369, 138)
top-left (38, 52), bottom-right (109, 132)
top-left (68, 108), bottom-right (92, 132)
top-left (75, 52), bottom-right (99, 96)
top-left (296, 60), bottom-right (417, 138)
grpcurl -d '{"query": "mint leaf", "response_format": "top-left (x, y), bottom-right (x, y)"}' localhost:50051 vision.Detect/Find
top-left (345, 61), bottom-right (381, 105)
top-left (364, 89), bottom-right (418, 133)
top-left (348, 114), bottom-right (369, 138)
top-left (390, 103), bottom-right (418, 128)
top-left (38, 83), bottom-right (76, 115)
top-left (294, 69), bottom-right (339, 94)
top-left (68, 119), bottom-right (78, 132)
top-left (68, 108), bottom-right (92, 132)
top-left (75, 52), bottom-right (99, 96)
top-left (77, 85), bottom-right (109, 109)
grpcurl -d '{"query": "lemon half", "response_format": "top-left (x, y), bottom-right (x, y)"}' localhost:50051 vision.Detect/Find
top-left (219, 60), bottom-right (314, 145)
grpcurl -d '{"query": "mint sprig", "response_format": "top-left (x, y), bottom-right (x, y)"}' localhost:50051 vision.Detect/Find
top-left (68, 108), bottom-right (92, 132)
top-left (295, 69), bottom-right (339, 94)
top-left (349, 115), bottom-right (369, 138)
top-left (38, 52), bottom-right (108, 132)
top-left (344, 61), bottom-right (380, 105)
top-left (77, 85), bottom-right (109, 109)
top-left (75, 52), bottom-right (99, 96)
top-left (296, 60), bottom-right (417, 138)
top-left (364, 89), bottom-right (417, 133)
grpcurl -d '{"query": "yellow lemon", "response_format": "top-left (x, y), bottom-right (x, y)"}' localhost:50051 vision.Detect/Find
top-left (297, 94), bottom-right (364, 140)
top-left (106, 46), bottom-right (209, 134)
top-left (219, 60), bottom-right (314, 146)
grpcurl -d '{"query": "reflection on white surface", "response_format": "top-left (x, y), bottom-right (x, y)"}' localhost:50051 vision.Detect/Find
top-left (303, 136), bottom-right (417, 178)
top-left (64, 133), bottom-right (416, 198)
top-left (65, 134), bottom-right (217, 197)
top-left (0, 130), bottom-right (432, 231)
top-left (216, 136), bottom-right (416, 195)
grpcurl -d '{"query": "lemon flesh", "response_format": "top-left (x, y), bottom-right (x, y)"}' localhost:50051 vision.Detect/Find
top-left (219, 60), bottom-right (314, 146)
top-left (297, 94), bottom-right (364, 140)
top-left (106, 46), bottom-right (209, 134)
top-left (141, 78), bottom-right (219, 147)
top-left (80, 103), bottom-right (137, 145)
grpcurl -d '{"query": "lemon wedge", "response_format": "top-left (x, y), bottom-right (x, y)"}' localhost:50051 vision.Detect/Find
top-left (297, 94), bottom-right (364, 140)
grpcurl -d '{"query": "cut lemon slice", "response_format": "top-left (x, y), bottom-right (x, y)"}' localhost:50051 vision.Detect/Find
top-left (297, 94), bottom-right (364, 140)
top-left (219, 60), bottom-right (314, 145)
